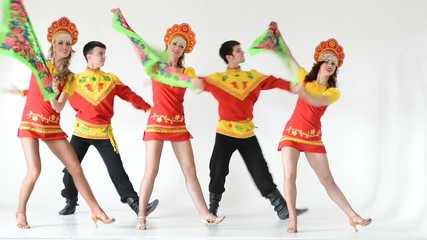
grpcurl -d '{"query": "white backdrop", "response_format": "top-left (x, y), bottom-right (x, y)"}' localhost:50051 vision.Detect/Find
top-left (1, 0), bottom-right (426, 234)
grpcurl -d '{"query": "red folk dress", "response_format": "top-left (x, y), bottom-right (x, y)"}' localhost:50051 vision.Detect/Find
top-left (18, 61), bottom-right (76, 139)
top-left (278, 68), bottom-right (340, 153)
top-left (143, 68), bottom-right (194, 141)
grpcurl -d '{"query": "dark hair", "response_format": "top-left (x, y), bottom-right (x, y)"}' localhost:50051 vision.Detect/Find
top-left (83, 41), bottom-right (106, 61)
top-left (219, 40), bottom-right (240, 64)
top-left (305, 61), bottom-right (338, 88)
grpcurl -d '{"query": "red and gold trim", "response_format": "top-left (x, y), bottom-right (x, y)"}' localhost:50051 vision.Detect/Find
top-left (280, 136), bottom-right (324, 146)
top-left (145, 124), bottom-right (188, 134)
top-left (216, 119), bottom-right (256, 139)
top-left (314, 38), bottom-right (345, 67)
top-left (47, 17), bottom-right (79, 45)
top-left (164, 23), bottom-right (196, 53)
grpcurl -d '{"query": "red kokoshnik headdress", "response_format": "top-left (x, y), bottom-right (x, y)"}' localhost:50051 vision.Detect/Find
top-left (47, 16), bottom-right (79, 45)
top-left (314, 38), bottom-right (345, 67)
top-left (164, 23), bottom-right (196, 53)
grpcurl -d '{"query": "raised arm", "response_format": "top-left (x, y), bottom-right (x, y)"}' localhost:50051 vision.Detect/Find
top-left (292, 70), bottom-right (340, 107)
top-left (249, 21), bottom-right (301, 87)
top-left (111, 8), bottom-right (198, 90)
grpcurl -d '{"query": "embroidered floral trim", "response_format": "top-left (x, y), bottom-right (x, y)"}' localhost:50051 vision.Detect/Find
top-left (19, 125), bottom-right (64, 134)
top-left (281, 136), bottom-right (324, 146)
top-left (151, 112), bottom-right (184, 124)
top-left (145, 127), bottom-right (188, 134)
top-left (73, 118), bottom-right (111, 139)
top-left (26, 111), bottom-right (60, 124)
top-left (216, 119), bottom-right (256, 138)
top-left (206, 70), bottom-right (267, 101)
top-left (221, 71), bottom-right (254, 82)
top-left (285, 126), bottom-right (321, 139)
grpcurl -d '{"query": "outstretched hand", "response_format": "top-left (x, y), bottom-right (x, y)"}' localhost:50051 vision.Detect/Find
top-left (190, 78), bottom-right (205, 94)
top-left (2, 85), bottom-right (20, 95)
top-left (111, 8), bottom-right (121, 14)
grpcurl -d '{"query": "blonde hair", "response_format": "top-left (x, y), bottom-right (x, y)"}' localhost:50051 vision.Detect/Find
top-left (47, 41), bottom-right (75, 81)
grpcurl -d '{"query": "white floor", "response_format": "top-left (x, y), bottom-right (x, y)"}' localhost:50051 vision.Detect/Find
top-left (1, 203), bottom-right (425, 240)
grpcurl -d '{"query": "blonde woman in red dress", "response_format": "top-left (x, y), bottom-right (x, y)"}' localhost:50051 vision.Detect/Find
top-left (15, 17), bottom-right (114, 229)
top-left (278, 38), bottom-right (372, 233)
top-left (130, 20), bottom-right (225, 229)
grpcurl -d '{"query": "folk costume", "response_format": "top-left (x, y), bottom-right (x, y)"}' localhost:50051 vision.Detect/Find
top-left (143, 23), bottom-right (197, 141)
top-left (18, 17), bottom-right (78, 139)
top-left (278, 38), bottom-right (344, 153)
top-left (60, 66), bottom-right (152, 209)
top-left (200, 65), bottom-right (293, 219)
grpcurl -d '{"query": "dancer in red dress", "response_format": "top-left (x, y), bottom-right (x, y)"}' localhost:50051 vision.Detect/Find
top-left (110, 8), bottom-right (225, 230)
top-left (278, 38), bottom-right (372, 232)
top-left (14, 16), bottom-right (114, 229)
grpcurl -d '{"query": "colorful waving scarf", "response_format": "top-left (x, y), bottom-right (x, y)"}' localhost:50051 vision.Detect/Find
top-left (249, 21), bottom-right (298, 86)
top-left (0, 0), bottom-right (55, 100)
top-left (112, 10), bottom-right (194, 88)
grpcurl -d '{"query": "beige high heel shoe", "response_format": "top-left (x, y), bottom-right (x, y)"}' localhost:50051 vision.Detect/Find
top-left (349, 215), bottom-right (372, 232)
top-left (136, 216), bottom-right (147, 230)
top-left (287, 218), bottom-right (297, 233)
top-left (16, 213), bottom-right (30, 229)
top-left (200, 213), bottom-right (225, 229)
top-left (91, 211), bottom-right (115, 228)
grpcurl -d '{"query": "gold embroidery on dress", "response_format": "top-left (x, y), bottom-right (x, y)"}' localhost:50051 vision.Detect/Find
top-left (19, 121), bottom-right (64, 134)
top-left (285, 126), bottom-right (321, 139)
top-left (26, 111), bottom-right (60, 124)
top-left (281, 136), bottom-right (324, 146)
top-left (151, 112), bottom-right (184, 124)
top-left (145, 127), bottom-right (188, 134)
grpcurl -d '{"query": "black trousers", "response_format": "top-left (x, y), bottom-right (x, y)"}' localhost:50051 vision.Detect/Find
top-left (208, 133), bottom-right (277, 197)
top-left (61, 135), bottom-right (138, 203)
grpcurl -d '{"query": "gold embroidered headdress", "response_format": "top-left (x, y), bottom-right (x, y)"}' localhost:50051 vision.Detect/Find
top-left (314, 38), bottom-right (345, 67)
top-left (164, 23), bottom-right (196, 53)
top-left (47, 17), bottom-right (79, 45)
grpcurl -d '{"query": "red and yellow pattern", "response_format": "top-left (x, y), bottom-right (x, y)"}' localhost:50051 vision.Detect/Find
top-left (69, 68), bottom-right (151, 135)
top-left (143, 67), bottom-right (194, 141)
top-left (18, 61), bottom-right (76, 139)
top-left (69, 68), bottom-right (151, 148)
top-left (73, 69), bottom-right (118, 106)
top-left (202, 67), bottom-right (291, 139)
top-left (47, 16), bottom-right (78, 45)
top-left (278, 68), bottom-right (340, 153)
top-left (205, 69), bottom-right (268, 101)
top-left (216, 119), bottom-right (256, 139)
top-left (163, 23), bottom-right (196, 53)
top-left (314, 38), bottom-right (345, 67)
